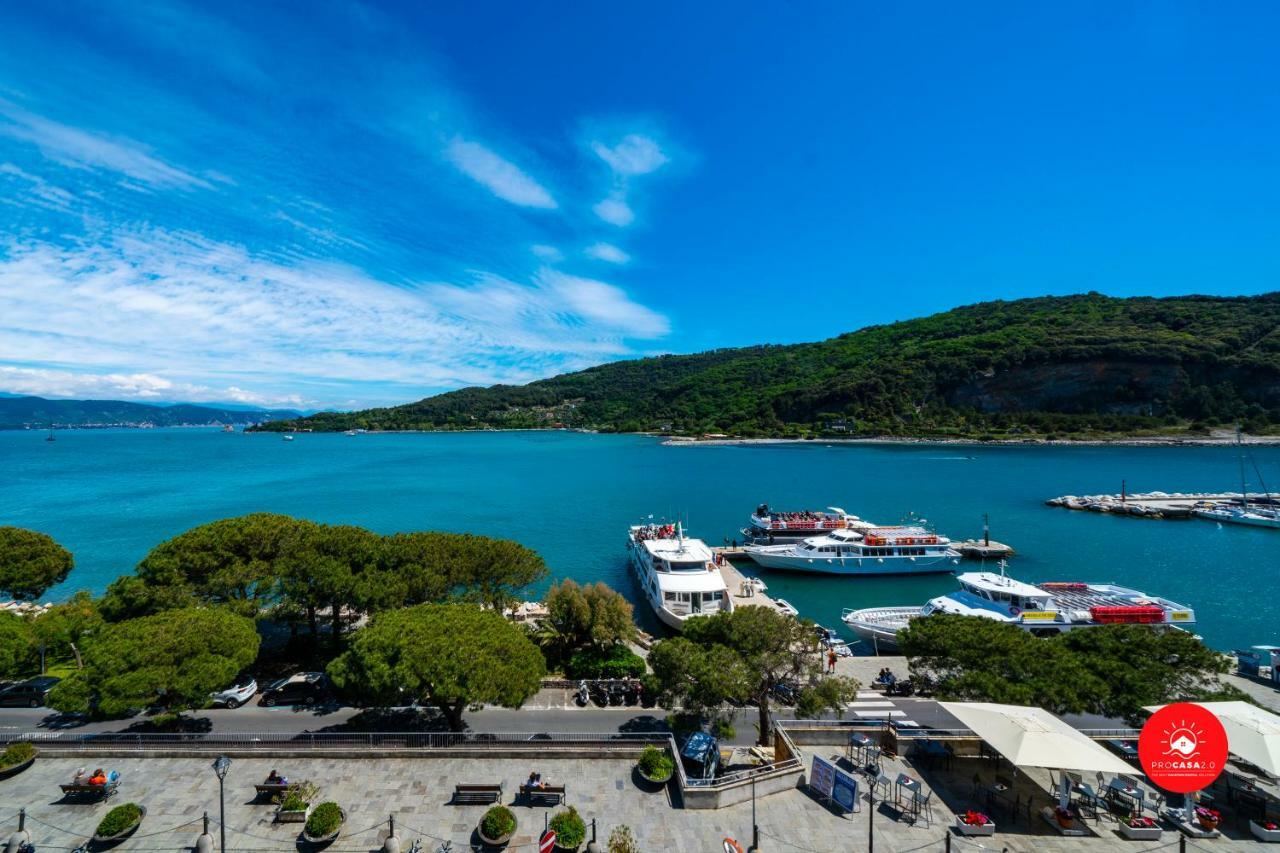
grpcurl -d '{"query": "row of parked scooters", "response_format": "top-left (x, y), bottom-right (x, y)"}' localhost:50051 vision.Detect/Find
top-left (575, 678), bottom-right (648, 707)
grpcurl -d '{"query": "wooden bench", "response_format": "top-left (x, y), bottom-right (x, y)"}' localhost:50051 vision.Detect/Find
top-left (520, 783), bottom-right (566, 805)
top-left (452, 783), bottom-right (503, 805)
top-left (254, 782), bottom-right (290, 799)
top-left (60, 780), bottom-right (118, 800)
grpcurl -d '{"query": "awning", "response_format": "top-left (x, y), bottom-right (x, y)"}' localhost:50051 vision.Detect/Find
top-left (939, 701), bottom-right (1135, 774)
top-left (1146, 701), bottom-right (1280, 777)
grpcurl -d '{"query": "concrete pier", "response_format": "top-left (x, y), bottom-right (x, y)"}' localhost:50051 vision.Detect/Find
top-left (714, 554), bottom-right (796, 619)
top-left (1045, 490), bottom-right (1276, 520)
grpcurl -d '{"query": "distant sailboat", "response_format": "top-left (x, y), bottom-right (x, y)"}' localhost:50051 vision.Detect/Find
top-left (45, 426), bottom-right (55, 442)
top-left (283, 434), bottom-right (295, 442)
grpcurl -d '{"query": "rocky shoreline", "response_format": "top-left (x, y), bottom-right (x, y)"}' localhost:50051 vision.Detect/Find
top-left (661, 431), bottom-right (1280, 448)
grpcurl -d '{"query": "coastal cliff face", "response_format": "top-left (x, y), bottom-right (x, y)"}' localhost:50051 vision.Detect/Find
top-left (255, 292), bottom-right (1280, 437)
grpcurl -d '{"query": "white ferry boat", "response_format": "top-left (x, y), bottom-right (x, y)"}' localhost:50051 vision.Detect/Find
top-left (627, 522), bottom-right (732, 631)
top-left (744, 525), bottom-right (959, 575)
top-left (742, 504), bottom-right (874, 542)
top-left (841, 568), bottom-right (1196, 651)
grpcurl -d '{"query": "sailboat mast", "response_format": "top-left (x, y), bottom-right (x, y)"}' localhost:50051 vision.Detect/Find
top-left (1238, 425), bottom-right (1249, 511)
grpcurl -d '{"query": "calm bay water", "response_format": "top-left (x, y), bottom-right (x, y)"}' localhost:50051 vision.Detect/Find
top-left (1, 429), bottom-right (1276, 652)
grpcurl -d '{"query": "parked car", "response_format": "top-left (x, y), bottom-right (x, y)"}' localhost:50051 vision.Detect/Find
top-left (258, 672), bottom-right (330, 707)
top-left (210, 676), bottom-right (258, 709)
top-left (0, 675), bottom-right (61, 708)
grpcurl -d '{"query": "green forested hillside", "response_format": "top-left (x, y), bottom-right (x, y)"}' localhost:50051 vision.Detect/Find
top-left (257, 293), bottom-right (1280, 438)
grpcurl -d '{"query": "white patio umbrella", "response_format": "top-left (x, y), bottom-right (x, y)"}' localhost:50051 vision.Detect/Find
top-left (940, 701), bottom-right (1135, 809)
top-left (1146, 701), bottom-right (1280, 777)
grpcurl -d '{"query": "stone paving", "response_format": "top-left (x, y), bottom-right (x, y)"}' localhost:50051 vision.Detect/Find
top-left (0, 750), bottom-right (1269, 852)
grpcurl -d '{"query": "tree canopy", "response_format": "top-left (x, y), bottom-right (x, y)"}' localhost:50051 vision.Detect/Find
top-left (899, 615), bottom-right (1242, 723)
top-left (649, 606), bottom-right (859, 743)
top-left (327, 603), bottom-right (545, 731)
top-left (0, 612), bottom-right (35, 680)
top-left (47, 607), bottom-right (260, 717)
top-left (539, 579), bottom-right (637, 663)
top-left (0, 527), bottom-right (74, 600)
top-left (98, 515), bottom-right (549, 644)
top-left (28, 590), bottom-right (102, 667)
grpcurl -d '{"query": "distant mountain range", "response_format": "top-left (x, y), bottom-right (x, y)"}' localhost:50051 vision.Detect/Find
top-left (0, 395), bottom-right (300, 430)
top-left (256, 291), bottom-right (1280, 440)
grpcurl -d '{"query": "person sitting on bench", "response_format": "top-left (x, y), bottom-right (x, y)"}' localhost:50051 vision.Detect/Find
top-left (527, 772), bottom-right (544, 790)
top-left (266, 769), bottom-right (288, 785)
top-left (89, 768), bottom-right (107, 786)
top-left (71, 767), bottom-right (87, 785)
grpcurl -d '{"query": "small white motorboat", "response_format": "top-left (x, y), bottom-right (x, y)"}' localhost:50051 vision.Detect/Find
top-left (774, 598), bottom-right (799, 617)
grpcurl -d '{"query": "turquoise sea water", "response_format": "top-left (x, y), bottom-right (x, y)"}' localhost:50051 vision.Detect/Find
top-left (1, 429), bottom-right (1276, 652)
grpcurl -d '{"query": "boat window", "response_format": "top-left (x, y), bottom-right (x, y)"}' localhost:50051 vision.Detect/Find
top-left (668, 559), bottom-right (704, 572)
top-left (663, 592), bottom-right (676, 601)
top-left (679, 593), bottom-right (691, 602)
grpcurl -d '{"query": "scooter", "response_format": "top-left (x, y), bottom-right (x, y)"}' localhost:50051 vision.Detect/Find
top-left (607, 680), bottom-right (628, 706)
top-left (575, 680), bottom-right (590, 707)
top-left (589, 679), bottom-right (610, 706)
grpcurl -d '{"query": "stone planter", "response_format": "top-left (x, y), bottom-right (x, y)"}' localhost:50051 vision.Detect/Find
top-left (1252, 821), bottom-right (1280, 843)
top-left (477, 825), bottom-right (514, 848)
top-left (636, 766), bottom-right (673, 790)
top-left (92, 805), bottom-right (146, 847)
top-left (955, 817), bottom-right (995, 837)
top-left (276, 804), bottom-right (311, 824)
top-left (1119, 822), bottom-right (1162, 841)
top-left (301, 807), bottom-right (345, 848)
top-left (0, 755), bottom-right (36, 780)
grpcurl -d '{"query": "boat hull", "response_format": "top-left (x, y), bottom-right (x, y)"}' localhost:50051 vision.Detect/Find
top-left (746, 550), bottom-right (960, 575)
top-left (627, 537), bottom-right (728, 631)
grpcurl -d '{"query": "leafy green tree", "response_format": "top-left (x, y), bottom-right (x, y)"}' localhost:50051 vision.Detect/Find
top-left (900, 615), bottom-right (1243, 722)
top-left (1057, 623), bottom-right (1240, 721)
top-left (48, 607), bottom-right (260, 717)
top-left (649, 606), bottom-right (859, 744)
top-left (0, 612), bottom-right (36, 680)
top-left (541, 580), bottom-right (637, 662)
top-left (0, 527), bottom-right (73, 600)
top-left (28, 590), bottom-right (102, 668)
top-left (278, 523), bottom-right (386, 649)
top-left (327, 603), bottom-right (545, 731)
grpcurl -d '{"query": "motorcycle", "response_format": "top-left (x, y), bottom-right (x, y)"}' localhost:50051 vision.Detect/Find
top-left (607, 680), bottom-right (628, 706)
top-left (624, 679), bottom-right (642, 706)
top-left (575, 680), bottom-right (589, 707)
top-left (589, 679), bottom-right (610, 707)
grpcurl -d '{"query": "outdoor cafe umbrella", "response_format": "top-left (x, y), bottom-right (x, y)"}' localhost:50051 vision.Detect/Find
top-left (940, 702), bottom-right (1135, 809)
top-left (1146, 701), bottom-right (1280, 778)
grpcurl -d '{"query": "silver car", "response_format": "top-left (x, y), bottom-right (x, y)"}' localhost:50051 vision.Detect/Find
top-left (210, 677), bottom-right (257, 709)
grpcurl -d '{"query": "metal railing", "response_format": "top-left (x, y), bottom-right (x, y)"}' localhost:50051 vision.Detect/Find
top-left (774, 719), bottom-right (1141, 740)
top-left (7, 730), bottom-right (672, 751)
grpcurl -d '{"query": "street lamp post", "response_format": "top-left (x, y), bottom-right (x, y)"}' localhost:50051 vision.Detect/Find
top-left (212, 755), bottom-right (232, 852)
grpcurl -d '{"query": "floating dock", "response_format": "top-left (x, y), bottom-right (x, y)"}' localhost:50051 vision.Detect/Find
top-left (1045, 491), bottom-right (1278, 520)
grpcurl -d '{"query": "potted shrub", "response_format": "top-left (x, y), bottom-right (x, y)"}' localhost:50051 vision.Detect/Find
top-left (955, 810), bottom-right (994, 837)
top-left (0, 742), bottom-right (37, 779)
top-left (1120, 815), bottom-right (1162, 840)
top-left (477, 805), bottom-right (517, 847)
top-left (1194, 805), bottom-right (1221, 832)
top-left (274, 780), bottom-right (318, 823)
top-left (636, 744), bottom-right (674, 787)
top-left (1251, 819), bottom-right (1280, 842)
top-left (302, 802), bottom-right (345, 847)
top-left (548, 806), bottom-right (587, 852)
top-left (93, 803), bottom-right (146, 844)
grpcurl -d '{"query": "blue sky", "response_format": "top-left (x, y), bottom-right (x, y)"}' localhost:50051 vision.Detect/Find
top-left (1, 2), bottom-right (1277, 409)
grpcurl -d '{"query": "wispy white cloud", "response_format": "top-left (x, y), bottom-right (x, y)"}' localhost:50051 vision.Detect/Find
top-left (0, 163), bottom-right (76, 213)
top-left (593, 195), bottom-right (635, 227)
top-left (591, 134), bottom-right (668, 176)
top-left (444, 137), bottom-right (557, 209)
top-left (587, 132), bottom-right (670, 227)
top-left (585, 242), bottom-right (630, 265)
top-left (531, 244), bottom-right (564, 262)
top-left (0, 229), bottom-right (667, 407)
top-left (0, 100), bottom-right (212, 191)
top-left (541, 270), bottom-right (669, 338)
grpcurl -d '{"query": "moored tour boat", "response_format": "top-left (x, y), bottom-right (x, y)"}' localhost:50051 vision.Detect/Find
top-left (742, 504), bottom-right (874, 542)
top-left (841, 567), bottom-right (1197, 651)
top-left (745, 525), bottom-right (960, 575)
top-left (627, 522), bottom-right (732, 631)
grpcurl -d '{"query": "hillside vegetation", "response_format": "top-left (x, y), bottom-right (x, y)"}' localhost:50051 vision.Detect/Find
top-left (256, 293), bottom-right (1280, 439)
